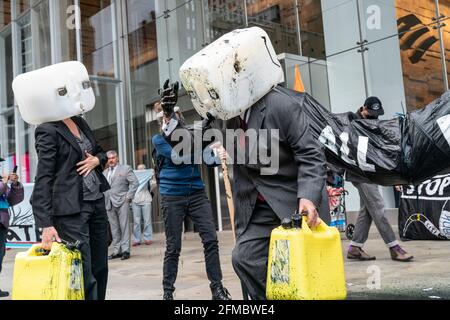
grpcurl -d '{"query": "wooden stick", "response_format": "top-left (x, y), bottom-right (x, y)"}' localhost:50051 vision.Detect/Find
top-left (220, 158), bottom-right (236, 243)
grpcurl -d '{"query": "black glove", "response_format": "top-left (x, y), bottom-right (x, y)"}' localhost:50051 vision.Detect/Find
top-left (159, 79), bottom-right (179, 118)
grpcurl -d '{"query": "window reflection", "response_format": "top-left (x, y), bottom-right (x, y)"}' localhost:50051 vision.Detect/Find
top-left (0, 0), bottom-right (11, 30)
top-left (81, 0), bottom-right (116, 77)
top-left (396, 0), bottom-right (445, 110)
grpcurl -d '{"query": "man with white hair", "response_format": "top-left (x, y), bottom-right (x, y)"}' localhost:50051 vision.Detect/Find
top-left (103, 151), bottom-right (139, 261)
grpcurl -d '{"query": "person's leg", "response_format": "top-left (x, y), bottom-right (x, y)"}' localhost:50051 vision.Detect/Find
top-left (118, 203), bottom-right (131, 255)
top-left (142, 202), bottom-right (153, 242)
top-left (53, 210), bottom-right (96, 300)
top-left (0, 225), bottom-right (7, 297)
top-left (132, 203), bottom-right (143, 244)
top-left (107, 207), bottom-right (122, 256)
top-left (89, 198), bottom-right (109, 300)
top-left (350, 182), bottom-right (374, 247)
top-left (187, 191), bottom-right (223, 290)
top-left (0, 225), bottom-right (6, 275)
top-left (357, 183), bottom-right (398, 247)
top-left (232, 201), bottom-right (280, 300)
top-left (161, 195), bottom-right (186, 295)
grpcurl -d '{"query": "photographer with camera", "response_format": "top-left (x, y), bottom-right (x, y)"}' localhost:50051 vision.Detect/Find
top-left (0, 160), bottom-right (24, 298)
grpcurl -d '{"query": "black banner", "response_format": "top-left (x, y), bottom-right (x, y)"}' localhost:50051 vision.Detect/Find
top-left (399, 173), bottom-right (450, 240)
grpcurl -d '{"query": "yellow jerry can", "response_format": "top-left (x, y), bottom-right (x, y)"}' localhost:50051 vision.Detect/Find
top-left (266, 215), bottom-right (347, 300)
top-left (12, 242), bottom-right (84, 300)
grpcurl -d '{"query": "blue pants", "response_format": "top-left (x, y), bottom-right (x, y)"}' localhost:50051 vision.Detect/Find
top-left (132, 203), bottom-right (153, 243)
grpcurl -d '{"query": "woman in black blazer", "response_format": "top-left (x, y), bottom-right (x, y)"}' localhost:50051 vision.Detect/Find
top-left (32, 115), bottom-right (110, 300)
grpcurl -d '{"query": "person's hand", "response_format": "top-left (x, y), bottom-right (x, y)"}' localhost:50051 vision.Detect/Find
top-left (77, 152), bottom-right (100, 177)
top-left (159, 79), bottom-right (179, 118)
top-left (210, 142), bottom-right (229, 162)
top-left (9, 173), bottom-right (19, 185)
top-left (1, 175), bottom-right (8, 184)
top-left (299, 199), bottom-right (321, 228)
top-left (395, 186), bottom-right (402, 192)
top-left (41, 227), bottom-right (61, 251)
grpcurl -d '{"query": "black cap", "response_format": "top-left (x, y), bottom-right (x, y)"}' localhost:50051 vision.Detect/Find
top-left (364, 96), bottom-right (384, 117)
top-left (0, 157), bottom-right (4, 162)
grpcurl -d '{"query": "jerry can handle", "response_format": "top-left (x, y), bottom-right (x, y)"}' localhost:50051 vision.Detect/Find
top-left (34, 239), bottom-right (81, 255)
top-left (61, 239), bottom-right (82, 251)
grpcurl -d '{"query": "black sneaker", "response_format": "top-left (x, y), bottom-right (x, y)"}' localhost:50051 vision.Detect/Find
top-left (121, 252), bottom-right (130, 260)
top-left (0, 290), bottom-right (9, 298)
top-left (108, 253), bottom-right (122, 260)
top-left (212, 285), bottom-right (232, 300)
top-left (163, 291), bottom-right (174, 300)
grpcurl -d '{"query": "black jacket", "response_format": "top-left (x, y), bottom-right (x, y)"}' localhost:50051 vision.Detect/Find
top-left (226, 86), bottom-right (329, 237)
top-left (32, 116), bottom-right (110, 228)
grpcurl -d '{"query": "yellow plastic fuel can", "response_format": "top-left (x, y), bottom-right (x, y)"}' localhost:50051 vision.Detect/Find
top-left (12, 242), bottom-right (84, 300)
top-left (266, 214), bottom-right (347, 300)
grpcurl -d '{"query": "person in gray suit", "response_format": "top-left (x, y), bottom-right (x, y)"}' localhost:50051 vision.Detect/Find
top-left (103, 150), bottom-right (139, 260)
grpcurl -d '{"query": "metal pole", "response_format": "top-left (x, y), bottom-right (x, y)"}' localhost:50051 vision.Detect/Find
top-left (356, 0), bottom-right (369, 97)
top-left (294, 0), bottom-right (303, 56)
top-left (74, 0), bottom-right (82, 62)
top-left (11, 0), bottom-right (22, 178)
top-left (49, 0), bottom-right (61, 64)
top-left (243, 0), bottom-right (248, 27)
top-left (435, 0), bottom-right (449, 91)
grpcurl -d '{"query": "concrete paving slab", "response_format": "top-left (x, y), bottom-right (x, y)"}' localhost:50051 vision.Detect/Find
top-left (1, 223), bottom-right (450, 300)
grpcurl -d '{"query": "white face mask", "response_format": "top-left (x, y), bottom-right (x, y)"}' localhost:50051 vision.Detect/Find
top-left (12, 61), bottom-right (95, 125)
top-left (179, 27), bottom-right (285, 121)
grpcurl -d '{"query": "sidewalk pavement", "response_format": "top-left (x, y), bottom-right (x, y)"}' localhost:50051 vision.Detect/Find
top-left (1, 222), bottom-right (450, 300)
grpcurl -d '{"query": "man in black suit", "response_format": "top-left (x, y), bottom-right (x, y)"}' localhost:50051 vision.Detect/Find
top-left (162, 80), bottom-right (327, 299)
top-left (32, 116), bottom-right (110, 300)
top-left (216, 86), bottom-right (329, 300)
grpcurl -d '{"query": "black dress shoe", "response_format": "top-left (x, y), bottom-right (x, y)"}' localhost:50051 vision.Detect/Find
top-left (163, 292), bottom-right (174, 300)
top-left (212, 285), bottom-right (232, 300)
top-left (0, 290), bottom-right (9, 298)
top-left (108, 253), bottom-right (122, 260)
top-left (121, 252), bottom-right (130, 260)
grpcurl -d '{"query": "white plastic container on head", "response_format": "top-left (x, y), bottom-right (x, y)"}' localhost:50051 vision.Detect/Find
top-left (12, 61), bottom-right (95, 125)
top-left (179, 27), bottom-right (285, 120)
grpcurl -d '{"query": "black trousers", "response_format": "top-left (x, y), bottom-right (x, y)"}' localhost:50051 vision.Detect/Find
top-left (53, 197), bottom-right (109, 300)
top-left (232, 200), bottom-right (280, 300)
top-left (161, 190), bottom-right (223, 293)
top-left (0, 224), bottom-right (6, 275)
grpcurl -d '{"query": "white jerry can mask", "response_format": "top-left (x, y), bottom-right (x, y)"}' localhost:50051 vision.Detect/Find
top-left (179, 27), bottom-right (285, 121)
top-left (12, 61), bottom-right (95, 125)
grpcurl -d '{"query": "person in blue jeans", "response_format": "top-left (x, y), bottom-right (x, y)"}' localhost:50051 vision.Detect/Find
top-left (152, 91), bottom-right (231, 301)
top-left (132, 164), bottom-right (157, 247)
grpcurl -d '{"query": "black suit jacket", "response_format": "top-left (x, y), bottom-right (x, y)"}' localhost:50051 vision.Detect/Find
top-left (226, 86), bottom-right (329, 238)
top-left (32, 116), bottom-right (110, 228)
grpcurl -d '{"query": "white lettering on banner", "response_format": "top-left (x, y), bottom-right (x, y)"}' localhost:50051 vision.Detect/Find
top-left (439, 209), bottom-right (450, 239)
top-left (319, 126), bottom-right (339, 155)
top-left (402, 175), bottom-right (450, 199)
top-left (319, 126), bottom-right (376, 172)
top-left (367, 5), bottom-right (381, 30)
top-left (437, 115), bottom-right (450, 147)
top-left (426, 179), bottom-right (441, 195)
top-left (357, 137), bottom-right (376, 172)
top-left (340, 132), bottom-right (356, 166)
top-left (439, 177), bottom-right (450, 196)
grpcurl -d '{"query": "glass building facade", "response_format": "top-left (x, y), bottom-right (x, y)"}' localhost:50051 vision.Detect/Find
top-left (0, 0), bottom-right (449, 230)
